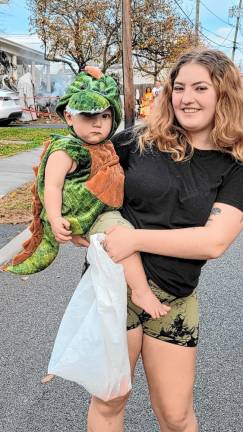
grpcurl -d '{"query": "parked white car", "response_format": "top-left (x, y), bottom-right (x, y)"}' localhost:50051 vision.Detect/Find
top-left (0, 89), bottom-right (22, 126)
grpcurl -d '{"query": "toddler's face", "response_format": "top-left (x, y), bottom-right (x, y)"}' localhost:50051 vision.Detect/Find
top-left (64, 108), bottom-right (112, 144)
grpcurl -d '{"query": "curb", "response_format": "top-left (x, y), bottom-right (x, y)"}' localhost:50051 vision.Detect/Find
top-left (0, 228), bottom-right (31, 266)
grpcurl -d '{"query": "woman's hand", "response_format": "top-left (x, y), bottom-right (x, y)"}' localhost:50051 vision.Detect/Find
top-left (103, 226), bottom-right (137, 262)
top-left (71, 235), bottom-right (90, 248)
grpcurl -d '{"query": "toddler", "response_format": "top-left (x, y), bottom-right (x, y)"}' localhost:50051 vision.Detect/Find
top-left (6, 67), bottom-right (170, 320)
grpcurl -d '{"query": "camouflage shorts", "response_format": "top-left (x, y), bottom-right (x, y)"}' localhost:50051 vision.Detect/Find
top-left (127, 280), bottom-right (199, 347)
top-left (88, 210), bottom-right (134, 239)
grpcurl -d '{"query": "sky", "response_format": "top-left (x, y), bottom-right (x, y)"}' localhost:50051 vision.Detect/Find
top-left (0, 0), bottom-right (243, 66)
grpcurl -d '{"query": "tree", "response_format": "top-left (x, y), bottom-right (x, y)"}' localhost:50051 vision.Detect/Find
top-left (29, 0), bottom-right (194, 78)
top-left (28, 0), bottom-right (123, 74)
top-left (28, 0), bottom-right (111, 74)
top-left (132, 0), bottom-right (194, 81)
top-left (97, 0), bottom-right (122, 72)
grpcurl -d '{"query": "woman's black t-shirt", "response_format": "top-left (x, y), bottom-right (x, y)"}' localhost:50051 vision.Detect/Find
top-left (112, 128), bottom-right (243, 297)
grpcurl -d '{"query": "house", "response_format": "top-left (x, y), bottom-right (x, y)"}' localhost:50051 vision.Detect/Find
top-left (0, 36), bottom-right (51, 90)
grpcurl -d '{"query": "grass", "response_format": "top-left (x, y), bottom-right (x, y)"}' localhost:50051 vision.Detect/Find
top-left (0, 141), bottom-right (42, 157)
top-left (0, 127), bottom-right (69, 223)
top-left (0, 127), bottom-right (68, 157)
top-left (0, 182), bottom-right (33, 224)
top-left (0, 127), bottom-right (67, 140)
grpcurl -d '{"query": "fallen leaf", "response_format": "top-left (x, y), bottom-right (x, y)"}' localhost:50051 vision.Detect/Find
top-left (41, 374), bottom-right (55, 384)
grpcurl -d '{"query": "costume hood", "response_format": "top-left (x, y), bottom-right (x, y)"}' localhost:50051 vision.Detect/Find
top-left (56, 66), bottom-right (122, 139)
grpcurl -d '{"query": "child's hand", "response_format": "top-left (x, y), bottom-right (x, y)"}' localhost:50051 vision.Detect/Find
top-left (71, 235), bottom-right (90, 248)
top-left (51, 217), bottom-right (72, 243)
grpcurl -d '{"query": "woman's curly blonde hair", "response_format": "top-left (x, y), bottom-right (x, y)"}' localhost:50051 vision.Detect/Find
top-left (138, 49), bottom-right (243, 162)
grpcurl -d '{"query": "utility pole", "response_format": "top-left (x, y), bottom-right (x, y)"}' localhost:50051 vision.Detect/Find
top-left (230, 0), bottom-right (243, 61)
top-left (122, 0), bottom-right (135, 128)
top-left (195, 0), bottom-right (200, 46)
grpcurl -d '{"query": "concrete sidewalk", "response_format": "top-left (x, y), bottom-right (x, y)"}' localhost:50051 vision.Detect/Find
top-left (0, 147), bottom-right (42, 264)
top-left (0, 147), bottom-right (42, 198)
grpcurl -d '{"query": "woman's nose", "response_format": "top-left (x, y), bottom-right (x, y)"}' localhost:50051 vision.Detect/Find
top-left (181, 88), bottom-right (194, 104)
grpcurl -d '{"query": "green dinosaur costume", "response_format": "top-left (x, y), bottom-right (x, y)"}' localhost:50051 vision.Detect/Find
top-left (6, 67), bottom-right (124, 275)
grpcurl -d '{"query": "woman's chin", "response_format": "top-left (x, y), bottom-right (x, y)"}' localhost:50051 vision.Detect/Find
top-left (178, 122), bottom-right (205, 132)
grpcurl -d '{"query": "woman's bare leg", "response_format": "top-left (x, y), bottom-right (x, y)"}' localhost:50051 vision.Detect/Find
top-left (142, 335), bottom-right (198, 432)
top-left (87, 325), bottom-right (143, 432)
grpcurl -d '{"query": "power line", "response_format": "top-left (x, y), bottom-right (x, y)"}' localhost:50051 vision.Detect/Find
top-left (238, 47), bottom-right (243, 54)
top-left (0, 33), bottom-right (37, 35)
top-left (201, 25), bottom-right (229, 40)
top-left (173, 0), bottom-right (233, 49)
top-left (201, 25), bottom-right (242, 45)
top-left (200, 1), bottom-right (233, 27)
top-left (215, 26), bottom-right (235, 46)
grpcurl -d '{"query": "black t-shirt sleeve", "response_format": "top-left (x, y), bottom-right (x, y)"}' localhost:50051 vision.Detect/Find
top-left (215, 163), bottom-right (243, 211)
top-left (111, 127), bottom-right (136, 169)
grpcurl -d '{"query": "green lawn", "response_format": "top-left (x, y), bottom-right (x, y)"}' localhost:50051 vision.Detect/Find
top-left (0, 127), bottom-right (68, 157)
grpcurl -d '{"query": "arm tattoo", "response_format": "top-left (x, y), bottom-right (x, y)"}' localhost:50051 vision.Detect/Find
top-left (210, 207), bottom-right (222, 216)
top-left (207, 207), bottom-right (222, 223)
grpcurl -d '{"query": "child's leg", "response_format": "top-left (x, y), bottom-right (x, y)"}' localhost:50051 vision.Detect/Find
top-left (121, 253), bottom-right (170, 319)
top-left (89, 211), bottom-right (170, 319)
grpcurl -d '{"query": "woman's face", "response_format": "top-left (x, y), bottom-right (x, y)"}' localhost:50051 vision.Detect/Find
top-left (172, 63), bottom-right (217, 136)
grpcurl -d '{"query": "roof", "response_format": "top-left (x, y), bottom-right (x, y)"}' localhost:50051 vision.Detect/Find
top-left (0, 36), bottom-right (48, 64)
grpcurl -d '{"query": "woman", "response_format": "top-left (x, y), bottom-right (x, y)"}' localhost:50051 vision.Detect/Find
top-left (77, 49), bottom-right (243, 431)
top-left (139, 86), bottom-right (154, 117)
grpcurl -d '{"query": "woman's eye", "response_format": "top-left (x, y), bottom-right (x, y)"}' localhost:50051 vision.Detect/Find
top-left (196, 86), bottom-right (207, 91)
top-left (173, 86), bottom-right (183, 92)
top-left (103, 114), bottom-right (111, 119)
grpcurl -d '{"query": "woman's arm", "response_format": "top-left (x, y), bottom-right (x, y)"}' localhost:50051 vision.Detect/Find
top-left (104, 203), bottom-right (243, 262)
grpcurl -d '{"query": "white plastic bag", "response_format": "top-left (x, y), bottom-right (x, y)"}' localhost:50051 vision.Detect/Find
top-left (48, 234), bottom-right (132, 401)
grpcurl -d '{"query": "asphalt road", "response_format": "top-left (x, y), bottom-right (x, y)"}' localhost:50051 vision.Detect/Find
top-left (0, 225), bottom-right (242, 432)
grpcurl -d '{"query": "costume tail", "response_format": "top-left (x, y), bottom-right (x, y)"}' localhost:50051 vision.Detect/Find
top-left (3, 139), bottom-right (60, 275)
top-left (6, 227), bottom-right (59, 275)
